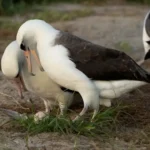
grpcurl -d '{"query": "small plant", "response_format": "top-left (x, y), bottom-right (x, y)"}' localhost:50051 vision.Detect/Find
top-left (14, 105), bottom-right (129, 136)
top-left (115, 41), bottom-right (133, 52)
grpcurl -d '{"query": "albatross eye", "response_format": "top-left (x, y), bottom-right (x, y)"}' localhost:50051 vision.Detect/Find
top-left (20, 43), bottom-right (26, 51)
top-left (146, 41), bottom-right (150, 45)
top-left (144, 49), bottom-right (150, 60)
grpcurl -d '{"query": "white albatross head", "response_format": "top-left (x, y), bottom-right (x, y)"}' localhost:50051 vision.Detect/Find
top-left (1, 41), bottom-right (24, 78)
top-left (16, 19), bottom-right (59, 75)
top-left (143, 10), bottom-right (150, 60)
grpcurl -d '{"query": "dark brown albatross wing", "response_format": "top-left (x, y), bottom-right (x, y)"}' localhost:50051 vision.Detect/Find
top-left (55, 31), bottom-right (150, 82)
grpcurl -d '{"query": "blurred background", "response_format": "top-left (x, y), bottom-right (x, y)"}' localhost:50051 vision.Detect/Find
top-left (0, 0), bottom-right (150, 61)
top-left (0, 0), bottom-right (150, 15)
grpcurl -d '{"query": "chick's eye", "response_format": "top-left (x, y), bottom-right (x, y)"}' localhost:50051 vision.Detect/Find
top-left (144, 49), bottom-right (150, 60)
top-left (20, 43), bottom-right (26, 51)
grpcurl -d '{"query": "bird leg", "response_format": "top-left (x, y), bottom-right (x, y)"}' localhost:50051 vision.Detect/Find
top-left (59, 101), bottom-right (67, 116)
top-left (11, 75), bottom-right (26, 99)
top-left (57, 93), bottom-right (68, 116)
top-left (34, 98), bottom-right (51, 123)
top-left (90, 109), bottom-right (98, 122)
top-left (41, 98), bottom-right (51, 113)
top-left (73, 106), bottom-right (88, 122)
top-left (73, 107), bottom-right (98, 122)
top-left (19, 75), bottom-right (27, 92)
top-left (73, 86), bottom-right (99, 122)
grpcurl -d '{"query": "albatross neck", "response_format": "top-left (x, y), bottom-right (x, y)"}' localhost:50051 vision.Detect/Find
top-left (35, 26), bottom-right (59, 45)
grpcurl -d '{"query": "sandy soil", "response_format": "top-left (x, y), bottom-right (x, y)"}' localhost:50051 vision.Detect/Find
top-left (0, 4), bottom-right (150, 150)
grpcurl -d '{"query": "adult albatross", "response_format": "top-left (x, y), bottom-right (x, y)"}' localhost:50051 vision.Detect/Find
top-left (16, 19), bottom-right (150, 121)
top-left (2, 41), bottom-right (134, 122)
top-left (2, 41), bottom-right (118, 121)
top-left (143, 10), bottom-right (150, 60)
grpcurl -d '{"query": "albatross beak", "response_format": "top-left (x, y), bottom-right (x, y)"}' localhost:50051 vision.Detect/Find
top-left (30, 50), bottom-right (44, 72)
top-left (24, 50), bottom-right (35, 76)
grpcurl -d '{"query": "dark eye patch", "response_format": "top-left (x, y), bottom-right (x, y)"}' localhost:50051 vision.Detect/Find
top-left (146, 41), bottom-right (150, 45)
top-left (144, 49), bottom-right (150, 60)
top-left (20, 43), bottom-right (26, 51)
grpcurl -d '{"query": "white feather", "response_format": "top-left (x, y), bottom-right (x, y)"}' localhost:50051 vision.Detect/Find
top-left (38, 42), bottom-right (100, 110)
top-left (1, 41), bottom-right (24, 78)
top-left (143, 10), bottom-right (150, 54)
top-left (94, 80), bottom-right (146, 99)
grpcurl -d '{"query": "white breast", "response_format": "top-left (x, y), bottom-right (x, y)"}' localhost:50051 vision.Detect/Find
top-left (21, 53), bottom-right (69, 99)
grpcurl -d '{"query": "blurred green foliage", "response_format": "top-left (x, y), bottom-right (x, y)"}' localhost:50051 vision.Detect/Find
top-left (0, 0), bottom-right (150, 16)
top-left (0, 0), bottom-right (87, 15)
top-left (126, 0), bottom-right (150, 4)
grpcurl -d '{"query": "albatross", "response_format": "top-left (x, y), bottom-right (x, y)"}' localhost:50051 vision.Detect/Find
top-left (143, 10), bottom-right (150, 60)
top-left (1, 41), bottom-right (149, 121)
top-left (1, 41), bottom-right (115, 121)
top-left (16, 19), bottom-right (150, 121)
top-left (1, 41), bottom-right (76, 121)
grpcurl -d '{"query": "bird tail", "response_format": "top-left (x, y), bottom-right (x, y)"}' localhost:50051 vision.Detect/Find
top-left (135, 64), bottom-right (150, 83)
top-left (145, 73), bottom-right (150, 83)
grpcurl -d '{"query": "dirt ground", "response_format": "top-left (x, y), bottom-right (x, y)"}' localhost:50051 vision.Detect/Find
top-left (0, 4), bottom-right (150, 150)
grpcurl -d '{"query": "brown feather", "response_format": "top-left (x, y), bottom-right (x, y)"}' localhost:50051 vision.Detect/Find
top-left (55, 31), bottom-right (150, 82)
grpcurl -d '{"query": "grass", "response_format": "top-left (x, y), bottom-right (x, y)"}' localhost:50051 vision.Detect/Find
top-left (0, 21), bottom-right (21, 38)
top-left (13, 105), bottom-right (129, 136)
top-left (32, 9), bottom-right (94, 22)
top-left (0, 21), bottom-right (21, 30)
top-left (115, 41), bottom-right (133, 52)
